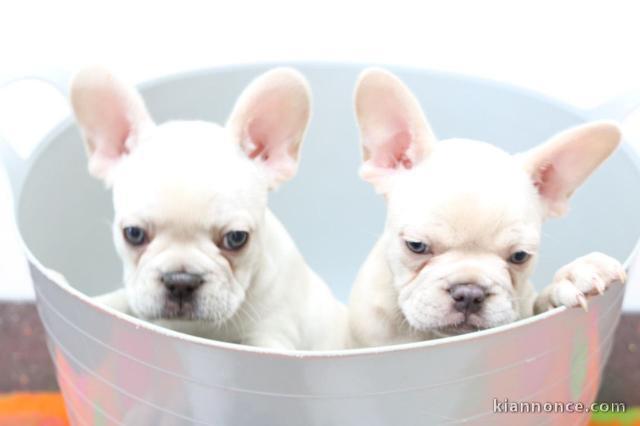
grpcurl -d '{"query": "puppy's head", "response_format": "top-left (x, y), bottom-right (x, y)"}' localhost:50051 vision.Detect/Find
top-left (71, 66), bottom-right (311, 323)
top-left (354, 68), bottom-right (620, 336)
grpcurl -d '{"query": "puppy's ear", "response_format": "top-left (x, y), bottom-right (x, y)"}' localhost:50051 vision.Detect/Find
top-left (70, 66), bottom-right (154, 182)
top-left (521, 121), bottom-right (621, 217)
top-left (354, 68), bottom-right (436, 193)
top-left (227, 68), bottom-right (311, 189)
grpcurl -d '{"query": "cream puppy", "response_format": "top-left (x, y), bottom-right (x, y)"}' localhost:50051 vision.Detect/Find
top-left (348, 68), bottom-right (626, 347)
top-left (71, 66), bottom-right (347, 350)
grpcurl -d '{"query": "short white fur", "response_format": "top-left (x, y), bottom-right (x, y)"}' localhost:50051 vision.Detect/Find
top-left (349, 68), bottom-right (626, 347)
top-left (71, 66), bottom-right (348, 350)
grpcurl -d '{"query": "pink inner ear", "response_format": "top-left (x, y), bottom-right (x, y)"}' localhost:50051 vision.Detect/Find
top-left (245, 116), bottom-right (292, 163)
top-left (72, 67), bottom-right (153, 180)
top-left (532, 161), bottom-right (562, 201)
top-left (92, 102), bottom-right (133, 158)
top-left (226, 68), bottom-right (312, 188)
top-left (370, 129), bottom-right (414, 170)
top-left (363, 110), bottom-right (417, 171)
top-left (245, 122), bottom-right (268, 160)
top-left (355, 71), bottom-right (435, 184)
top-left (83, 100), bottom-right (139, 178)
top-left (242, 114), bottom-right (300, 186)
top-left (525, 121), bottom-right (621, 218)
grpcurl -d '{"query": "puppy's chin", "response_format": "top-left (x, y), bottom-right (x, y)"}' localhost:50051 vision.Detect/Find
top-left (400, 296), bottom-right (518, 338)
top-left (142, 296), bottom-right (242, 325)
top-left (401, 309), bottom-right (482, 336)
top-left (431, 317), bottom-right (486, 338)
top-left (403, 312), bottom-right (490, 338)
top-left (160, 298), bottom-right (202, 321)
top-left (128, 281), bottom-right (245, 326)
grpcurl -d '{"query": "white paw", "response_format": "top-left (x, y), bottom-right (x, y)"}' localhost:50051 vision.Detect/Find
top-left (549, 252), bottom-right (626, 310)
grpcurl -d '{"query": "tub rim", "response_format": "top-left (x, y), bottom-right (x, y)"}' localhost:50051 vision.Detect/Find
top-left (8, 60), bottom-right (640, 360)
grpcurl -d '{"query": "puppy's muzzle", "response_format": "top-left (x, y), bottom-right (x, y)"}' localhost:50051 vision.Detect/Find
top-left (449, 283), bottom-right (486, 314)
top-left (161, 272), bottom-right (204, 301)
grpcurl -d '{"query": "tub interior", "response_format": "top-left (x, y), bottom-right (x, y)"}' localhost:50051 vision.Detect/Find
top-left (15, 64), bottom-right (640, 302)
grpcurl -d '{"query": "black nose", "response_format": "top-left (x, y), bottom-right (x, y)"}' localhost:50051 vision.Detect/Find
top-left (161, 272), bottom-right (204, 300)
top-left (450, 283), bottom-right (486, 314)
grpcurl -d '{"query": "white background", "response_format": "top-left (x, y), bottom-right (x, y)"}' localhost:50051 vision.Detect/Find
top-left (1, 0), bottom-right (640, 308)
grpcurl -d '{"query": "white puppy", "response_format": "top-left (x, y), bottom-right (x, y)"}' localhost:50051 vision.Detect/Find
top-left (348, 68), bottom-right (626, 348)
top-left (71, 66), bottom-right (347, 350)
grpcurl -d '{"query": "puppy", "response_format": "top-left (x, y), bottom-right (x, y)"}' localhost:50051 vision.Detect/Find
top-left (348, 68), bottom-right (626, 347)
top-left (71, 66), bottom-right (347, 350)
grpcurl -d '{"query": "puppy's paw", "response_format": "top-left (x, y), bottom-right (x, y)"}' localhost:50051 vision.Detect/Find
top-left (547, 252), bottom-right (626, 311)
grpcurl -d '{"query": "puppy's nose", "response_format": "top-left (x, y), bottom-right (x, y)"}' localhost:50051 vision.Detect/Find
top-left (450, 283), bottom-right (486, 314)
top-left (161, 272), bottom-right (204, 300)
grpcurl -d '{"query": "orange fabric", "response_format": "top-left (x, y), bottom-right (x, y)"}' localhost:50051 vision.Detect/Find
top-left (0, 393), bottom-right (69, 426)
top-left (0, 392), bottom-right (636, 425)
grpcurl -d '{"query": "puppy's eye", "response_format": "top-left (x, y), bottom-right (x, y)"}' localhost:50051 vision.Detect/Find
top-left (509, 251), bottom-right (531, 264)
top-left (123, 226), bottom-right (147, 246)
top-left (405, 240), bottom-right (429, 254)
top-left (223, 231), bottom-right (249, 251)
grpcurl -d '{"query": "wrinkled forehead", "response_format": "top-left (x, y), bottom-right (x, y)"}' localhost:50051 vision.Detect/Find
top-left (387, 140), bottom-right (543, 248)
top-left (111, 121), bottom-right (268, 227)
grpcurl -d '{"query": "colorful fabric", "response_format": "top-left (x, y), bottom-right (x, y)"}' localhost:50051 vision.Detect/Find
top-left (0, 393), bottom-right (69, 426)
top-left (590, 408), bottom-right (640, 426)
top-left (0, 393), bottom-right (638, 425)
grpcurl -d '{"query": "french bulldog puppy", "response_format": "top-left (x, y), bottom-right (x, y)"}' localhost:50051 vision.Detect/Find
top-left (71, 66), bottom-right (348, 350)
top-left (348, 68), bottom-right (626, 348)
